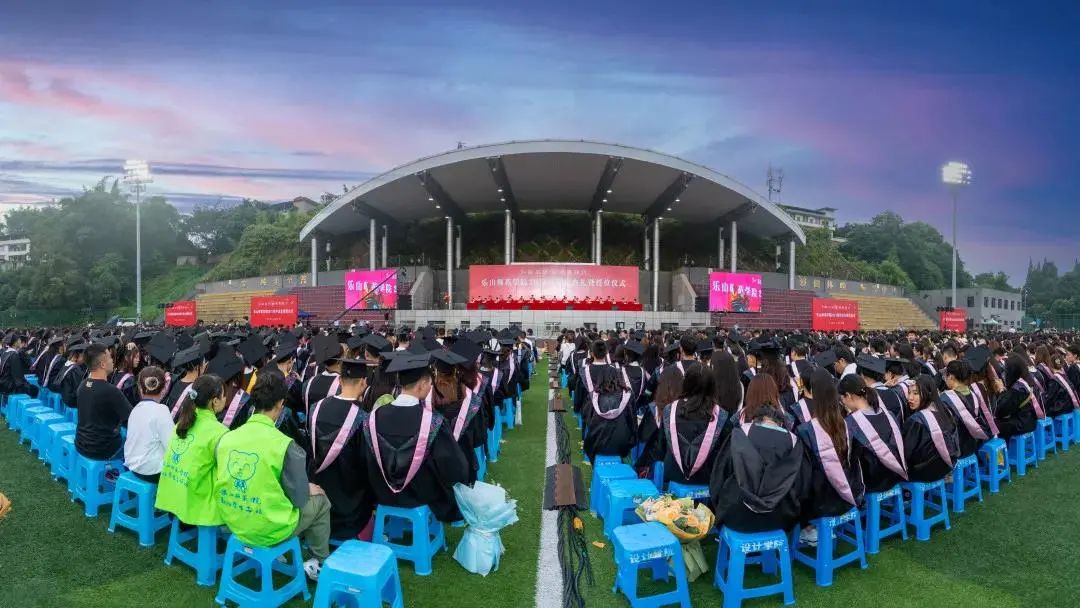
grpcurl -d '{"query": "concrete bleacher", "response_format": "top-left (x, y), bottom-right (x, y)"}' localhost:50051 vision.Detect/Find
top-left (194, 290), bottom-right (274, 323)
top-left (711, 288), bottom-right (815, 331)
top-left (288, 285), bottom-right (390, 325)
top-left (832, 293), bottom-right (936, 330)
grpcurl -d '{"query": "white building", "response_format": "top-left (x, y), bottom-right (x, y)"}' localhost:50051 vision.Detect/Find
top-left (779, 205), bottom-right (845, 243)
top-left (0, 237), bottom-right (30, 268)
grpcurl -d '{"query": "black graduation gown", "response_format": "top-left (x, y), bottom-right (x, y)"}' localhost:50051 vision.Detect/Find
top-left (1067, 364), bottom-right (1080, 396)
top-left (787, 397), bottom-right (814, 427)
top-left (110, 371), bottom-right (138, 406)
top-left (0, 348), bottom-right (38, 398)
top-left (709, 423), bottom-right (805, 533)
top-left (361, 402), bottom-right (470, 522)
top-left (217, 388), bottom-right (253, 431)
top-left (621, 364), bottom-right (648, 413)
top-left (54, 362), bottom-right (85, 407)
top-left (581, 365), bottom-right (638, 460)
top-left (164, 378), bottom-right (194, 417)
top-left (633, 402), bottom-right (664, 470)
top-left (994, 384), bottom-right (1038, 440)
top-left (741, 368), bottom-right (757, 392)
top-left (32, 348), bottom-right (57, 385)
top-left (433, 383), bottom-right (485, 484)
top-left (363, 366), bottom-right (397, 412)
top-left (796, 421), bottom-right (865, 522)
top-left (940, 390), bottom-right (990, 457)
top-left (307, 395), bottom-right (372, 539)
top-left (1045, 374), bottom-right (1077, 418)
top-left (302, 373), bottom-right (340, 417)
top-left (569, 351), bottom-right (589, 412)
top-left (476, 369), bottom-right (498, 434)
top-left (43, 354), bottom-right (66, 389)
top-left (660, 406), bottom-right (730, 486)
top-left (902, 405), bottom-right (959, 482)
top-left (845, 410), bottom-right (905, 493)
top-left (874, 385), bottom-right (906, 425)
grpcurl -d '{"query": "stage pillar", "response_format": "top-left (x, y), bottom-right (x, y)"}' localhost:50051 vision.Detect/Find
top-left (717, 224), bottom-right (725, 269)
top-left (310, 235), bottom-right (318, 287)
top-left (369, 218), bottom-right (377, 271)
top-left (504, 209), bottom-right (511, 265)
top-left (595, 210), bottom-right (603, 265)
top-left (455, 225), bottom-right (462, 269)
top-left (643, 227), bottom-right (650, 271)
top-left (446, 216), bottom-right (454, 309)
top-left (381, 225), bottom-right (388, 268)
top-left (789, 238), bottom-right (796, 289)
top-left (652, 219), bottom-right (660, 312)
top-left (511, 219), bottom-right (516, 263)
top-left (729, 220), bottom-right (738, 273)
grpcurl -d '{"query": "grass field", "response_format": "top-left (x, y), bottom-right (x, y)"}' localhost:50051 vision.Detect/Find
top-left (5, 369), bottom-right (1080, 608)
top-left (0, 367), bottom-right (550, 608)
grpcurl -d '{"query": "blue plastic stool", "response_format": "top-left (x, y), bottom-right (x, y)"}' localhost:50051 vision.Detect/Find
top-left (69, 454), bottom-right (123, 517)
top-left (901, 480), bottom-right (951, 541)
top-left (215, 534), bottom-right (310, 607)
top-left (611, 522), bottom-right (690, 608)
top-left (977, 438), bottom-right (1010, 493)
top-left (1007, 432), bottom-right (1037, 476)
top-left (593, 454), bottom-right (624, 467)
top-left (714, 527), bottom-right (795, 608)
top-left (946, 454), bottom-right (983, 513)
top-left (313, 540), bottom-right (404, 608)
top-left (474, 446), bottom-right (487, 482)
top-left (30, 411), bottom-right (65, 458)
top-left (1053, 415), bottom-right (1074, 451)
top-left (65, 405), bottom-right (78, 424)
top-left (51, 434), bottom-right (77, 483)
top-left (26, 374), bottom-right (39, 386)
top-left (165, 519), bottom-right (226, 586)
top-left (43, 421), bottom-right (76, 468)
top-left (1073, 409), bottom-right (1080, 444)
top-left (1035, 417), bottom-right (1057, 460)
top-left (371, 505), bottom-right (446, 576)
top-left (574, 411), bottom-right (583, 430)
top-left (560, 370), bottom-right (568, 388)
top-left (108, 471), bottom-right (171, 547)
top-left (486, 419), bottom-right (502, 463)
top-left (863, 485), bottom-right (907, 554)
top-left (590, 463), bottom-right (637, 517)
top-left (792, 507), bottom-right (867, 587)
top-left (18, 402), bottom-right (50, 445)
top-left (502, 398), bottom-right (515, 431)
top-left (667, 482), bottom-right (710, 502)
top-left (650, 461), bottom-right (665, 492)
top-left (6, 394), bottom-right (30, 431)
top-left (603, 478), bottom-right (660, 538)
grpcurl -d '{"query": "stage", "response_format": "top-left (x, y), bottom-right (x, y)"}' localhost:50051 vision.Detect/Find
top-left (393, 309), bottom-right (710, 337)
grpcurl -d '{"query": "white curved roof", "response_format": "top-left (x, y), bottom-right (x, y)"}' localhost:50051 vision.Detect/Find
top-left (299, 139), bottom-right (805, 244)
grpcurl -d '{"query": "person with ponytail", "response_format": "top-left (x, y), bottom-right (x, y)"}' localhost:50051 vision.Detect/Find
top-left (1044, 353), bottom-right (1078, 418)
top-left (123, 366), bottom-right (176, 483)
top-left (796, 368), bottom-right (865, 545)
top-left (839, 374), bottom-right (907, 493)
top-left (657, 366), bottom-right (729, 486)
top-left (634, 357), bottom-right (686, 470)
top-left (902, 374), bottom-right (960, 482)
top-left (940, 358), bottom-right (993, 458)
top-left (994, 353), bottom-right (1040, 440)
top-left (165, 347), bottom-right (205, 422)
top-left (155, 374), bottom-right (228, 527)
top-left (582, 339), bottom-right (638, 462)
top-left (430, 347), bottom-right (486, 484)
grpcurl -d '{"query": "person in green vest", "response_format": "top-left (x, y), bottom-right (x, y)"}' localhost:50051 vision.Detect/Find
top-left (214, 371), bottom-right (331, 581)
top-left (155, 374), bottom-right (229, 526)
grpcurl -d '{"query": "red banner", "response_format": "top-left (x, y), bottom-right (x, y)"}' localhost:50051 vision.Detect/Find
top-left (164, 300), bottom-right (197, 327)
top-left (812, 298), bottom-right (860, 331)
top-left (940, 309), bottom-right (967, 332)
top-left (468, 264), bottom-right (638, 302)
top-left (250, 295), bottom-right (298, 327)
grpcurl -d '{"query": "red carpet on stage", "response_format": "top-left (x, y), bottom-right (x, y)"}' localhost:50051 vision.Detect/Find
top-left (466, 299), bottom-right (643, 311)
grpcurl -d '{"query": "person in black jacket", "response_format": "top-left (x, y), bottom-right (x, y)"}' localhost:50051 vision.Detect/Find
top-left (0, 332), bottom-right (38, 399)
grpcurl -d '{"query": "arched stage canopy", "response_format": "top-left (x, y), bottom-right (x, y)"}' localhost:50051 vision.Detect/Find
top-left (299, 139), bottom-right (806, 244)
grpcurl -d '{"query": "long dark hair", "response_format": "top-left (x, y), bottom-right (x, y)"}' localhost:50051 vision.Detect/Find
top-left (1004, 353), bottom-right (1030, 388)
top-left (910, 374), bottom-right (941, 412)
top-left (809, 368), bottom-right (847, 461)
top-left (176, 374), bottom-right (224, 439)
top-left (760, 352), bottom-right (791, 396)
top-left (837, 374), bottom-right (881, 410)
top-left (743, 374), bottom-right (780, 422)
top-left (710, 352), bottom-right (742, 416)
top-left (679, 365), bottom-right (716, 420)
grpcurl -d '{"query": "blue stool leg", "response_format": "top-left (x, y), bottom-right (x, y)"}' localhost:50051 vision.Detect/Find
top-left (816, 522), bottom-right (835, 587)
top-left (865, 499), bottom-right (880, 554)
top-left (722, 545), bottom-right (745, 608)
top-left (777, 542), bottom-right (796, 606)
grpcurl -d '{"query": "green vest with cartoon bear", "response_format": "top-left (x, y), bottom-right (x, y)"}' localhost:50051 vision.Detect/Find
top-left (213, 413), bottom-right (299, 547)
top-left (155, 408), bottom-right (227, 526)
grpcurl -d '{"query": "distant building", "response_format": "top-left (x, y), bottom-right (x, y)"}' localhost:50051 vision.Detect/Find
top-left (265, 196), bottom-right (320, 214)
top-left (779, 205), bottom-right (845, 242)
top-left (0, 237), bottom-right (30, 268)
top-left (916, 287), bottom-right (1026, 330)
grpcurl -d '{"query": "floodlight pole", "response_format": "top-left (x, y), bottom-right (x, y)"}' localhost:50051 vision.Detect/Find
top-left (136, 185), bottom-right (142, 324)
top-left (951, 187), bottom-right (958, 309)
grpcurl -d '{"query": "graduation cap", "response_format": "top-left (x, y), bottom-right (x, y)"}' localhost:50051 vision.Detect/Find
top-left (450, 337), bottom-right (481, 363)
top-left (132, 331), bottom-right (154, 345)
top-left (726, 328), bottom-right (745, 346)
top-left (632, 330), bottom-right (646, 341)
top-left (964, 346), bottom-right (991, 373)
top-left (66, 336), bottom-right (84, 349)
top-left (407, 340), bottom-right (430, 354)
top-left (813, 349), bottom-right (838, 368)
top-left (175, 331), bottom-right (194, 351)
top-left (206, 350), bottom-right (244, 382)
top-left (237, 337), bottom-right (267, 367)
top-left (270, 342), bottom-right (296, 364)
top-left (696, 340), bottom-right (715, 355)
top-left (422, 336), bottom-right (441, 352)
top-left (47, 335), bottom-right (64, 348)
top-left (338, 358), bottom-right (371, 379)
top-left (171, 346), bottom-right (203, 371)
top-left (68, 342), bottom-right (88, 354)
top-left (386, 352), bottom-right (433, 385)
top-left (346, 334), bottom-right (367, 352)
top-left (431, 349), bottom-right (468, 372)
top-left (623, 340), bottom-right (645, 356)
top-left (145, 332), bottom-right (177, 367)
top-left (855, 353), bottom-right (886, 376)
top-left (359, 333), bottom-right (392, 354)
top-left (664, 342), bottom-right (681, 355)
top-left (420, 326), bottom-right (437, 339)
top-left (311, 334), bottom-right (342, 364)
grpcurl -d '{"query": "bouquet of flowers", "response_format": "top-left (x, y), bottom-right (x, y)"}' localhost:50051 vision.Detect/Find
top-left (635, 495), bottom-right (714, 581)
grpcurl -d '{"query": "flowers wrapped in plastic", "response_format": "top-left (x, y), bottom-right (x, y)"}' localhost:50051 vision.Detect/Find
top-left (452, 481), bottom-right (519, 576)
top-left (635, 495), bottom-right (715, 581)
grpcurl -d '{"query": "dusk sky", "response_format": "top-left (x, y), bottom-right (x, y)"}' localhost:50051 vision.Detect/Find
top-left (1, 1), bottom-right (1077, 283)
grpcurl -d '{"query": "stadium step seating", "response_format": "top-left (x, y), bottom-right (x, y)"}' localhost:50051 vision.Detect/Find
top-left (194, 290), bottom-right (274, 324)
top-left (829, 293), bottom-right (936, 331)
top-left (289, 286), bottom-right (391, 325)
top-left (711, 288), bottom-right (815, 331)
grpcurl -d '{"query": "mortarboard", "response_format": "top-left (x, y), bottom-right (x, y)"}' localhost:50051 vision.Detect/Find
top-left (386, 352), bottom-right (433, 385)
top-left (431, 349), bottom-right (468, 372)
top-left (422, 336), bottom-right (441, 352)
top-left (238, 337), bottom-right (268, 367)
top-left (170, 346), bottom-right (203, 370)
top-left (68, 342), bottom-right (88, 354)
top-left (855, 353), bottom-right (886, 376)
top-left (359, 333), bottom-right (392, 354)
top-left (450, 338), bottom-right (481, 363)
top-left (311, 334), bottom-right (342, 364)
top-left (132, 331), bottom-right (154, 345)
top-left (145, 332), bottom-right (177, 366)
top-left (696, 340), bottom-right (715, 354)
top-left (964, 346), bottom-right (991, 373)
top-left (270, 342), bottom-right (296, 364)
top-left (206, 350), bottom-right (244, 382)
top-left (664, 342), bottom-right (681, 355)
top-left (47, 335), bottom-right (64, 348)
top-left (338, 358), bottom-right (371, 379)
top-left (623, 340), bottom-right (645, 356)
top-left (813, 349), bottom-right (838, 368)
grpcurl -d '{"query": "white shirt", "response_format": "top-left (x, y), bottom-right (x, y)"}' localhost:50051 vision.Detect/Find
top-left (841, 362), bottom-right (858, 379)
top-left (124, 399), bottom-right (175, 475)
top-left (559, 341), bottom-right (576, 365)
top-left (391, 394), bottom-right (421, 408)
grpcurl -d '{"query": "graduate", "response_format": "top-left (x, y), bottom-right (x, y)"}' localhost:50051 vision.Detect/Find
top-left (856, 354), bottom-right (906, 423)
top-left (237, 336), bottom-right (268, 396)
top-left (361, 353), bottom-right (471, 523)
top-left (901, 374), bottom-right (960, 482)
top-left (758, 338), bottom-right (798, 411)
top-left (50, 339), bottom-right (87, 409)
top-left (883, 357), bottom-right (912, 413)
top-left (788, 363), bottom-right (816, 426)
top-left (581, 340), bottom-right (638, 461)
top-left (33, 336), bottom-right (64, 386)
top-left (740, 374), bottom-right (793, 429)
top-left (111, 341), bottom-right (141, 406)
top-left (740, 340), bottom-right (762, 390)
top-left (709, 393), bottom-right (806, 534)
top-left (0, 332), bottom-right (39, 399)
top-left (619, 340), bottom-right (649, 411)
top-left (430, 347), bottom-right (486, 483)
top-left (1066, 343), bottom-right (1080, 394)
top-left (633, 362), bottom-right (684, 469)
top-left (839, 374), bottom-right (907, 494)
top-left (940, 359), bottom-right (993, 457)
top-left (657, 366), bottom-right (729, 486)
top-left (165, 347), bottom-right (205, 421)
top-left (205, 349), bottom-right (252, 430)
top-left (1044, 352), bottom-right (1079, 418)
top-left (796, 368), bottom-right (865, 540)
top-left (357, 333), bottom-right (397, 411)
top-left (302, 334), bottom-right (345, 418)
top-left (307, 358), bottom-right (374, 541)
top-left (994, 353), bottom-right (1041, 440)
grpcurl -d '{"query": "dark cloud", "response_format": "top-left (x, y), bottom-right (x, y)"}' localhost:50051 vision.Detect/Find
top-left (0, 159), bottom-right (373, 182)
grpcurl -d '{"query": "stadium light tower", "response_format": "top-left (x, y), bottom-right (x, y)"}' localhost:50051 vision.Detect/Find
top-left (124, 160), bottom-right (152, 324)
top-left (942, 161), bottom-right (971, 309)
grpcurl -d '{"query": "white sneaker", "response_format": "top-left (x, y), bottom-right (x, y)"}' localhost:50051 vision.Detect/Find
top-left (303, 558), bottom-right (321, 581)
top-left (799, 526), bottom-right (819, 547)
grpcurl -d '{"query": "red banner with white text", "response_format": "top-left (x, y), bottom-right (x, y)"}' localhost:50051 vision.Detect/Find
top-left (468, 264), bottom-right (638, 302)
top-left (164, 300), bottom-right (197, 327)
top-left (250, 295), bottom-right (298, 327)
top-left (939, 309), bottom-right (967, 332)
top-left (812, 298), bottom-right (860, 331)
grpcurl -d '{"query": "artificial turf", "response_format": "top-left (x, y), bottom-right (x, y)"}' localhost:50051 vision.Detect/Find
top-left (0, 368), bottom-right (552, 608)
top-left (560, 386), bottom-right (1080, 608)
